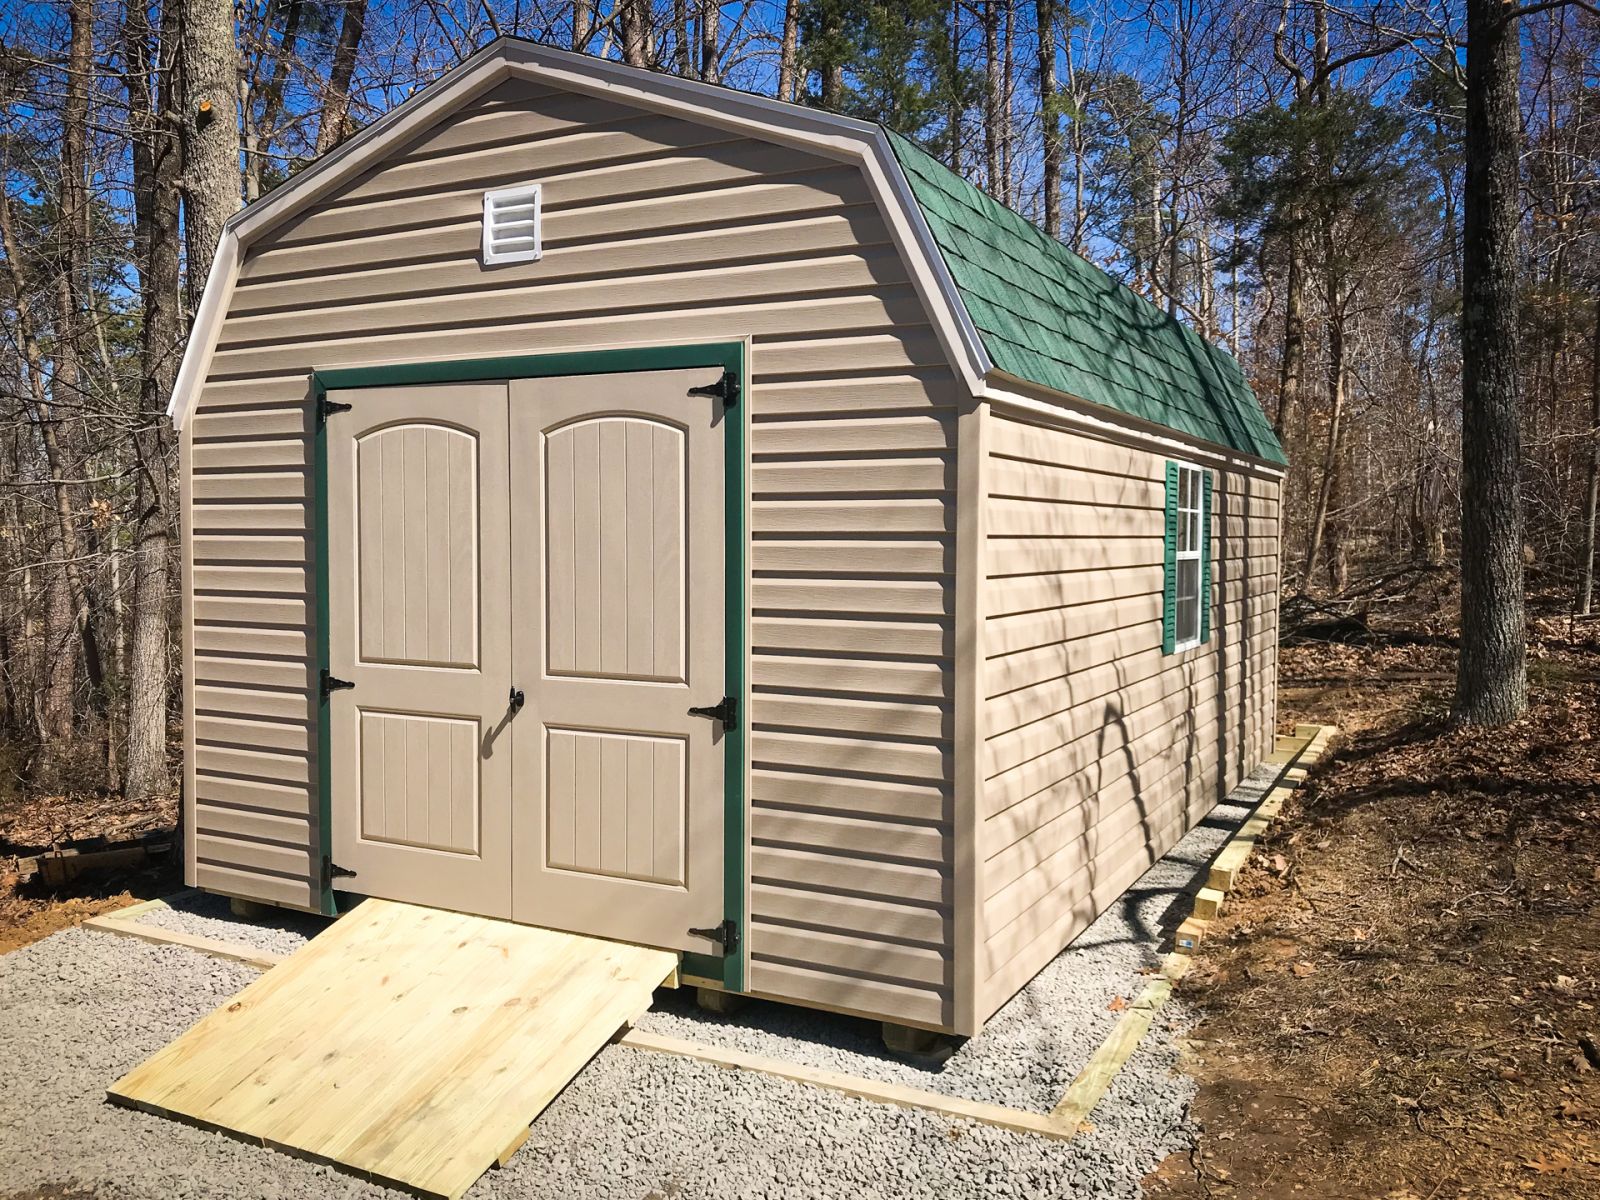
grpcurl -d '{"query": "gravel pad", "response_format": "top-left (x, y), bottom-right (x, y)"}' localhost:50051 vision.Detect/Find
top-left (131, 890), bottom-right (327, 956)
top-left (1, 766), bottom-right (1279, 1197)
top-left (637, 764), bottom-right (1277, 1112)
top-left (2, 928), bottom-right (1187, 1199)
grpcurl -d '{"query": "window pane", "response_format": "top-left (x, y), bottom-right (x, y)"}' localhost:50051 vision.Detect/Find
top-left (1177, 559), bottom-right (1200, 643)
top-left (1178, 506), bottom-right (1190, 552)
top-left (1176, 596), bottom-right (1197, 644)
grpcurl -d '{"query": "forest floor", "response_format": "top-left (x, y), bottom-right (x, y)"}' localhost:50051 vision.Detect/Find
top-left (1147, 607), bottom-right (1600, 1199)
top-left (0, 789), bottom-right (178, 954)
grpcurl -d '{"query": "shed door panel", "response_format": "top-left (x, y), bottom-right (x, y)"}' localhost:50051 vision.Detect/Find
top-left (510, 369), bottom-right (726, 951)
top-left (327, 384), bottom-right (513, 917)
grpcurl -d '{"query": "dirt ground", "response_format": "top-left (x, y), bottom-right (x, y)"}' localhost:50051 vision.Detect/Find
top-left (0, 789), bottom-right (179, 955)
top-left (1147, 615), bottom-right (1600, 1200)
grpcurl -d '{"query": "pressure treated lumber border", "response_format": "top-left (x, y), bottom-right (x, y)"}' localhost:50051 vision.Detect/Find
top-left (81, 906), bottom-right (1079, 1140)
top-left (617, 1029), bottom-right (1070, 1139)
top-left (80, 733), bottom-right (1334, 1152)
top-left (1050, 952), bottom-right (1190, 1129)
top-left (1179, 724), bottom-right (1335, 943)
top-left (82, 892), bottom-right (287, 971)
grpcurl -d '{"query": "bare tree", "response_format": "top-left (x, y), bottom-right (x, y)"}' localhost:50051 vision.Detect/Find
top-left (778, 0), bottom-right (800, 100)
top-left (182, 0), bottom-right (242, 298)
top-left (123, 0), bottom-right (185, 800)
top-left (316, 0), bottom-right (369, 153)
top-left (1581, 299), bottom-right (1600, 615)
top-left (620, 0), bottom-right (650, 67)
top-left (1036, 0), bottom-right (1060, 236)
top-left (1455, 0), bottom-right (1528, 725)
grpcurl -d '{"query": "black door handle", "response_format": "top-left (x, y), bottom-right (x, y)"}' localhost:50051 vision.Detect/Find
top-left (509, 687), bottom-right (525, 713)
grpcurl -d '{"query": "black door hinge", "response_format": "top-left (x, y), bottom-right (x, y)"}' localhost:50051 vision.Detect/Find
top-left (321, 856), bottom-right (357, 891)
top-left (687, 695), bottom-right (737, 731)
top-left (317, 395), bottom-right (353, 426)
top-left (688, 919), bottom-right (739, 956)
top-left (687, 370), bottom-right (739, 408)
top-left (320, 669), bottom-right (355, 700)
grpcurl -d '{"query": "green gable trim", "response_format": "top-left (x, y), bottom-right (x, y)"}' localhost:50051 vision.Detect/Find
top-left (886, 131), bottom-right (1286, 467)
top-left (1162, 461), bottom-right (1179, 655)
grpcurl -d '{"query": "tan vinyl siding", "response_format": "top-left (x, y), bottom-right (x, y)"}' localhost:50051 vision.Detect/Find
top-left (976, 408), bottom-right (1280, 1020)
top-left (184, 79), bottom-right (958, 1027)
top-left (748, 371), bottom-right (958, 1029)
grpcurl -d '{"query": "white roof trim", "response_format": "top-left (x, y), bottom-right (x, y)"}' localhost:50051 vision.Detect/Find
top-left (167, 38), bottom-right (991, 430)
top-left (167, 227), bottom-right (239, 423)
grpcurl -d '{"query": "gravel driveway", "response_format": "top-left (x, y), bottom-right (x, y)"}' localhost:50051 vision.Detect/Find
top-left (0, 765), bottom-right (1277, 1200)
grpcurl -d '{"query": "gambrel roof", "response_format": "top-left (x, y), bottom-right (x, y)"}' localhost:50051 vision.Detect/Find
top-left (169, 38), bottom-right (1282, 468)
top-left (889, 133), bottom-right (1283, 464)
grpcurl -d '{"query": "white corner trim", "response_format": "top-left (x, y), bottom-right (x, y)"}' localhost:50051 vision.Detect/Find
top-left (167, 228), bottom-right (241, 430)
top-left (166, 37), bottom-right (996, 430)
top-left (980, 379), bottom-right (1288, 479)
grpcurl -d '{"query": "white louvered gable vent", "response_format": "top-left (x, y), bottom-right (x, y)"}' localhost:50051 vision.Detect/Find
top-left (481, 182), bottom-right (542, 264)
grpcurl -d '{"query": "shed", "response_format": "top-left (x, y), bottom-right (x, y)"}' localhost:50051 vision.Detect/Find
top-left (170, 38), bottom-right (1284, 1038)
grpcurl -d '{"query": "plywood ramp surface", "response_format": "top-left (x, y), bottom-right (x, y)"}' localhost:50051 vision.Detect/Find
top-left (108, 899), bottom-right (676, 1199)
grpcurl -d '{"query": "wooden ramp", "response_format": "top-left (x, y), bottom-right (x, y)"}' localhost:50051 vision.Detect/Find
top-left (109, 898), bottom-right (676, 1199)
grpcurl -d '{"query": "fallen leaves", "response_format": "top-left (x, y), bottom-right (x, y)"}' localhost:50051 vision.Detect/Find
top-left (1146, 629), bottom-right (1600, 1200)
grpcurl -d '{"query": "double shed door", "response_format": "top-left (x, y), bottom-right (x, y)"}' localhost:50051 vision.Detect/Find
top-left (325, 368), bottom-right (727, 953)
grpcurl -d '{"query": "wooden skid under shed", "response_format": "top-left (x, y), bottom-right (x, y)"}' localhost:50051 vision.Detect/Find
top-left (108, 898), bottom-right (676, 1199)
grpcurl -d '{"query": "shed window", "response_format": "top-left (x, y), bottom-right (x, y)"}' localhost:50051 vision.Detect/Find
top-left (482, 182), bottom-right (542, 264)
top-left (1163, 461), bottom-right (1212, 654)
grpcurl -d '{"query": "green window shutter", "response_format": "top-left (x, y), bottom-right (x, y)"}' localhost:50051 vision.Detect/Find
top-left (1199, 471), bottom-right (1214, 644)
top-left (1162, 461), bottom-right (1179, 654)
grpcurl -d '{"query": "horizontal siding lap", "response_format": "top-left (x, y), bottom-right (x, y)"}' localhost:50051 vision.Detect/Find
top-left (978, 412), bottom-right (1279, 1021)
top-left (191, 79), bottom-right (959, 1026)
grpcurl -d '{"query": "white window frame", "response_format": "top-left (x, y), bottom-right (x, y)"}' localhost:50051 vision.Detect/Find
top-left (481, 181), bottom-right (542, 265)
top-left (1172, 461), bottom-right (1206, 653)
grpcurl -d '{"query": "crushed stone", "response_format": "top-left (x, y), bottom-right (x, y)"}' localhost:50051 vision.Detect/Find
top-left (0, 763), bottom-right (1280, 1198)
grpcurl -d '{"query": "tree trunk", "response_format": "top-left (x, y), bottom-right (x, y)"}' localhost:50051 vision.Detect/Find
top-left (620, 0), bottom-right (650, 68)
top-left (0, 176), bottom-right (77, 756)
top-left (315, 0), bottom-right (367, 154)
top-left (182, 0), bottom-right (241, 302)
top-left (1149, 165), bottom-right (1163, 304)
top-left (945, 1), bottom-right (962, 168)
top-left (1165, 0), bottom-right (1190, 319)
top-left (982, 1), bottom-right (1000, 195)
top-left (1275, 223), bottom-right (1305, 441)
top-left (573, 0), bottom-right (594, 51)
top-left (999, 0), bottom-right (1013, 205)
top-left (1455, 0), bottom-right (1527, 725)
top-left (124, 0), bottom-right (185, 801)
top-left (778, 0), bottom-right (799, 101)
top-left (1580, 298), bottom-right (1600, 615)
top-left (45, 0), bottom-right (108, 780)
top-left (672, 0), bottom-right (693, 75)
top-left (819, 5), bottom-right (843, 110)
top-left (1035, 0), bottom-right (1059, 237)
top-left (1303, 312), bottom-right (1345, 585)
top-left (247, 0), bottom-right (305, 200)
top-left (41, 531), bottom-right (77, 755)
top-left (701, 0), bottom-right (721, 83)
top-left (1063, 21), bottom-right (1085, 249)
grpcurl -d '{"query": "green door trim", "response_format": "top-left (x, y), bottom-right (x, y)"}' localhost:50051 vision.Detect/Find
top-left (311, 342), bottom-right (749, 993)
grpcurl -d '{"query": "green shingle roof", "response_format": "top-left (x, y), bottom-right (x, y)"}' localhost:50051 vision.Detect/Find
top-left (886, 131), bottom-right (1285, 466)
